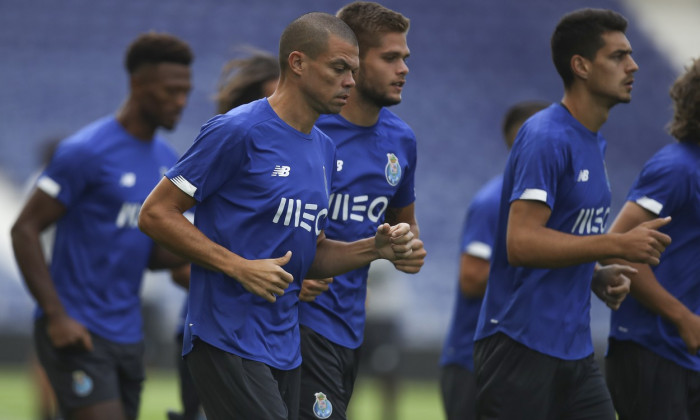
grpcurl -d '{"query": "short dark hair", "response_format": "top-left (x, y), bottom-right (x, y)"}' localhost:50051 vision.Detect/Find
top-left (336, 2), bottom-right (409, 57)
top-left (551, 8), bottom-right (628, 87)
top-left (214, 50), bottom-right (279, 114)
top-left (278, 12), bottom-right (357, 71)
top-left (502, 100), bottom-right (550, 144)
top-left (668, 58), bottom-right (700, 142)
top-left (125, 32), bottom-right (193, 74)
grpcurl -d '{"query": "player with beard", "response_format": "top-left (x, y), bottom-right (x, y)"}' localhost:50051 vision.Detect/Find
top-left (297, 3), bottom-right (426, 419)
top-left (138, 12), bottom-right (417, 420)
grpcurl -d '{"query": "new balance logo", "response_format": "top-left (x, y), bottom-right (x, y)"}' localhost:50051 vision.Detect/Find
top-left (577, 169), bottom-right (589, 182)
top-left (271, 166), bottom-right (291, 177)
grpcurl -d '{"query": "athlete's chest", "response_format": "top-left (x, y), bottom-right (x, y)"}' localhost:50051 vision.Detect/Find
top-left (331, 135), bottom-right (409, 194)
top-left (558, 144), bottom-right (611, 235)
top-left (241, 138), bottom-right (331, 201)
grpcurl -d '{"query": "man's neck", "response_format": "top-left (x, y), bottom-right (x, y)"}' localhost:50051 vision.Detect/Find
top-left (116, 101), bottom-right (156, 141)
top-left (340, 93), bottom-right (382, 127)
top-left (561, 87), bottom-right (613, 133)
top-left (267, 89), bottom-right (318, 134)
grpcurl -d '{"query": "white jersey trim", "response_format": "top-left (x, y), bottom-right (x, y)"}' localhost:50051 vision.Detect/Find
top-left (170, 175), bottom-right (197, 197)
top-left (465, 241), bottom-right (492, 260)
top-left (37, 175), bottom-right (61, 198)
top-left (635, 196), bottom-right (663, 215)
top-left (520, 188), bottom-right (547, 202)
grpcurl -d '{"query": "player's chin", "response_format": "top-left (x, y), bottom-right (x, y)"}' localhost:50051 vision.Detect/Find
top-left (160, 118), bottom-right (179, 131)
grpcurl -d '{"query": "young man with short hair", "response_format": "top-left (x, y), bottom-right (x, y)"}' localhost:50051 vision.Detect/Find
top-left (12, 32), bottom-right (194, 420)
top-left (473, 8), bottom-right (672, 419)
top-left (297, 3), bottom-right (427, 419)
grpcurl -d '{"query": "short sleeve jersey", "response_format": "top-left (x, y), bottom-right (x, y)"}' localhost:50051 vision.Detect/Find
top-left (474, 104), bottom-right (612, 360)
top-left (440, 175), bottom-right (502, 370)
top-left (36, 116), bottom-right (178, 343)
top-left (609, 141), bottom-right (700, 371)
top-left (299, 109), bottom-right (417, 349)
top-left (167, 99), bottom-right (335, 370)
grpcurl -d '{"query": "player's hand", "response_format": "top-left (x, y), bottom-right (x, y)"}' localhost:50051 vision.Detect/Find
top-left (233, 251), bottom-right (294, 303)
top-left (591, 264), bottom-right (635, 310)
top-left (618, 217), bottom-right (672, 265)
top-left (299, 278), bottom-right (333, 302)
top-left (46, 313), bottom-right (93, 351)
top-left (375, 223), bottom-right (414, 261)
top-left (393, 238), bottom-right (426, 274)
top-left (675, 312), bottom-right (700, 355)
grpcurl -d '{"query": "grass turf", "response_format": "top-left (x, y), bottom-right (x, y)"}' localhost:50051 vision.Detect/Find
top-left (0, 364), bottom-right (444, 420)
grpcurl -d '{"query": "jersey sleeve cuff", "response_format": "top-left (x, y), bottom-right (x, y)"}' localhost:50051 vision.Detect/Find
top-left (635, 196), bottom-right (663, 215)
top-left (519, 188), bottom-right (547, 202)
top-left (169, 175), bottom-right (198, 198)
top-left (37, 175), bottom-right (61, 198)
top-left (465, 241), bottom-right (492, 260)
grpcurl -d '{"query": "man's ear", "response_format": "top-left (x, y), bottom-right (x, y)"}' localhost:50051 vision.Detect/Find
top-left (288, 51), bottom-right (305, 76)
top-left (571, 54), bottom-right (590, 81)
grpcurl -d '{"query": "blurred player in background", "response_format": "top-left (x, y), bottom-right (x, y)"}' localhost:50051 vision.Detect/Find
top-left (473, 8), bottom-right (672, 419)
top-left (298, 2), bottom-right (426, 419)
top-left (439, 100), bottom-right (548, 420)
top-left (604, 57), bottom-right (700, 420)
top-left (214, 49), bottom-right (279, 114)
top-left (11, 32), bottom-right (193, 420)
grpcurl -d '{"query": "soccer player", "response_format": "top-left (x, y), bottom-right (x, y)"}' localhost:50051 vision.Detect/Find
top-left (167, 50), bottom-right (279, 420)
top-left (604, 57), bottom-right (700, 420)
top-left (137, 12), bottom-right (416, 420)
top-left (11, 32), bottom-right (193, 420)
top-left (296, 3), bottom-right (426, 419)
top-left (472, 8), bottom-right (673, 419)
top-left (439, 100), bottom-right (548, 420)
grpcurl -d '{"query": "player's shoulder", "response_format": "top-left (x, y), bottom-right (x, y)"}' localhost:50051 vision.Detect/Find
top-left (215, 98), bottom-right (275, 131)
top-left (515, 105), bottom-right (579, 153)
top-left (58, 116), bottom-right (118, 156)
top-left (470, 175), bottom-right (503, 209)
top-left (194, 99), bottom-right (278, 150)
top-left (646, 141), bottom-right (700, 177)
top-left (378, 108), bottom-right (415, 136)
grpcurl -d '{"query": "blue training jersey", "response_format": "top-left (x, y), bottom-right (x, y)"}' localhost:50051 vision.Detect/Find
top-left (167, 99), bottom-right (335, 370)
top-left (36, 116), bottom-right (178, 343)
top-left (609, 141), bottom-right (700, 371)
top-left (299, 109), bottom-right (417, 349)
top-left (440, 175), bottom-right (502, 371)
top-left (475, 104), bottom-right (612, 360)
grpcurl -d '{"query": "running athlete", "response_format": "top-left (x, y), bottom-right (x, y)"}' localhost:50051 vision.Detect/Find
top-left (11, 33), bottom-right (193, 420)
top-left (605, 57), bottom-right (700, 420)
top-left (137, 12), bottom-right (416, 420)
top-left (472, 8), bottom-right (672, 419)
top-left (167, 50), bottom-right (279, 420)
top-left (439, 100), bottom-right (548, 420)
top-left (297, 3), bottom-right (426, 419)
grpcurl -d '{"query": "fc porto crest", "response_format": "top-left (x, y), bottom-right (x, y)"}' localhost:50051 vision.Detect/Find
top-left (312, 392), bottom-right (333, 419)
top-left (72, 370), bottom-right (93, 397)
top-left (384, 153), bottom-right (402, 186)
